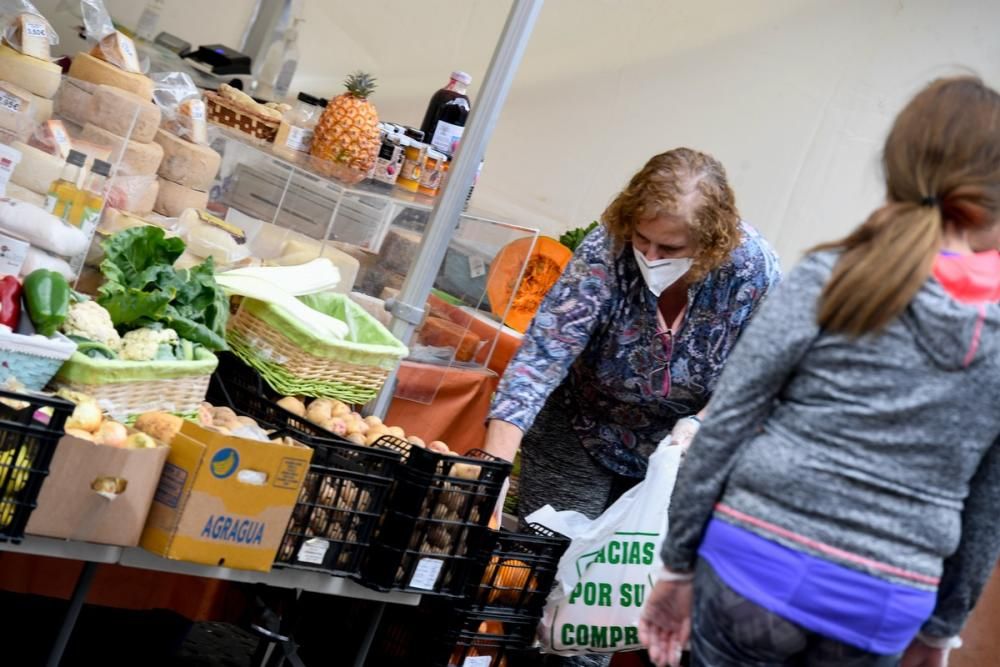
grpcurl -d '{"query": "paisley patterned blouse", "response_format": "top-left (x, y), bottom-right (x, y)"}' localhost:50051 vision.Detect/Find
top-left (489, 223), bottom-right (781, 477)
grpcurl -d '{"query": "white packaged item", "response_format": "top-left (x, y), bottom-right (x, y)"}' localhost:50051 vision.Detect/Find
top-left (178, 208), bottom-right (250, 265)
top-left (0, 229), bottom-right (27, 273)
top-left (151, 71), bottom-right (207, 144)
top-left (530, 442), bottom-right (683, 656)
top-left (20, 245), bottom-right (73, 278)
top-left (5, 182), bottom-right (42, 206)
top-left (0, 197), bottom-right (89, 257)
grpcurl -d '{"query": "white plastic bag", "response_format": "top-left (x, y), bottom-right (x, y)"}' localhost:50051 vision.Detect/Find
top-left (527, 440), bottom-right (683, 656)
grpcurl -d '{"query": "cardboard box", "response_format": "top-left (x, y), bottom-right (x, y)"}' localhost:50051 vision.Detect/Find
top-left (140, 421), bottom-right (312, 572)
top-left (26, 434), bottom-right (169, 547)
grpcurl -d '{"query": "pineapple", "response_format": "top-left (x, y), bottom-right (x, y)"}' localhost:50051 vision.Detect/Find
top-left (310, 72), bottom-right (381, 174)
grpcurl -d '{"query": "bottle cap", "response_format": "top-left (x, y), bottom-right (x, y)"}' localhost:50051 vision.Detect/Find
top-left (92, 160), bottom-right (112, 177)
top-left (403, 127), bottom-right (425, 141)
top-left (297, 92), bottom-right (321, 106)
top-left (451, 71), bottom-right (472, 85)
top-left (67, 150), bottom-right (86, 167)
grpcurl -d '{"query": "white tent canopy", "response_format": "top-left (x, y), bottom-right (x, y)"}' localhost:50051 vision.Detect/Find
top-left (39, 0), bottom-right (1000, 265)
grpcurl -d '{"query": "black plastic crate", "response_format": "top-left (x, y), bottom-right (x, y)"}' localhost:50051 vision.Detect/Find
top-left (368, 600), bottom-right (539, 667)
top-left (208, 353), bottom-right (405, 575)
top-left (275, 436), bottom-right (401, 576)
top-left (360, 438), bottom-right (511, 597)
top-left (207, 352), bottom-right (338, 441)
top-left (0, 389), bottom-right (73, 543)
top-left (443, 610), bottom-right (541, 666)
top-left (469, 523), bottom-right (569, 617)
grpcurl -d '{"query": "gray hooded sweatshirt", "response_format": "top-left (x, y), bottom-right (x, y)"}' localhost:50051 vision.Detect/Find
top-left (662, 251), bottom-right (1000, 639)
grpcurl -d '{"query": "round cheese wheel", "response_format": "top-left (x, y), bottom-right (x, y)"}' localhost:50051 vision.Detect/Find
top-left (54, 78), bottom-right (97, 127)
top-left (10, 141), bottom-right (62, 194)
top-left (79, 123), bottom-right (164, 176)
top-left (28, 93), bottom-right (52, 126)
top-left (67, 51), bottom-right (154, 100)
top-left (154, 178), bottom-right (208, 217)
top-left (0, 43), bottom-right (61, 98)
top-left (90, 85), bottom-right (162, 143)
top-left (154, 129), bottom-right (221, 190)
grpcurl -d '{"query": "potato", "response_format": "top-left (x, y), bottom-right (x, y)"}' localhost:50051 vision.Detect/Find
top-left (67, 401), bottom-right (102, 433)
top-left (331, 401), bottom-right (351, 418)
top-left (452, 462), bottom-right (481, 480)
top-left (134, 412), bottom-right (184, 444)
top-left (198, 402), bottom-right (214, 427)
top-left (306, 401), bottom-right (334, 425)
top-left (324, 417), bottom-right (348, 437)
top-left (427, 440), bottom-right (450, 455)
top-left (348, 417), bottom-right (369, 436)
top-left (236, 416), bottom-right (258, 427)
top-left (277, 396), bottom-right (306, 417)
top-left (364, 431), bottom-right (384, 446)
top-left (386, 425), bottom-right (405, 439)
top-left (363, 415), bottom-right (382, 428)
top-left (345, 432), bottom-right (366, 446)
top-left (211, 406), bottom-right (240, 429)
top-left (408, 435), bottom-right (426, 448)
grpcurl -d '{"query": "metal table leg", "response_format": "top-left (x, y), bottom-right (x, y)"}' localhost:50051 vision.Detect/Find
top-left (351, 602), bottom-right (385, 667)
top-left (45, 560), bottom-right (98, 667)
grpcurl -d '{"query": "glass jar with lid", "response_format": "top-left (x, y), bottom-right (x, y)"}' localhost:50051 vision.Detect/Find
top-left (274, 92), bottom-right (324, 155)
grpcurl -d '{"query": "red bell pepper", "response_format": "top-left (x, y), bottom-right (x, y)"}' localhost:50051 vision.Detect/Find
top-left (0, 275), bottom-right (22, 330)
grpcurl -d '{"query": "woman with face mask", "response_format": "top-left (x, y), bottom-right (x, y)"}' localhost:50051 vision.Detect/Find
top-left (484, 148), bottom-right (780, 665)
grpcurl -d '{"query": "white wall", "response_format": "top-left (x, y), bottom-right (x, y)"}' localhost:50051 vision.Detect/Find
top-left (36, 1), bottom-right (1000, 265)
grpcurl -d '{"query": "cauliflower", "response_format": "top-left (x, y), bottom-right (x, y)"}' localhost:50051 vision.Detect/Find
top-left (121, 327), bottom-right (179, 361)
top-left (61, 301), bottom-right (122, 351)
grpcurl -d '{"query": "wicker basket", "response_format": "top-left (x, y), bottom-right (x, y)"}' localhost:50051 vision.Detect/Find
top-left (227, 293), bottom-right (408, 404)
top-left (204, 91), bottom-right (280, 142)
top-left (52, 349), bottom-right (218, 419)
top-left (0, 331), bottom-right (77, 391)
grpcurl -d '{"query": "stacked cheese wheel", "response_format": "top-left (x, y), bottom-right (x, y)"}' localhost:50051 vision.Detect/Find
top-left (0, 43), bottom-right (60, 132)
top-left (152, 128), bottom-right (221, 216)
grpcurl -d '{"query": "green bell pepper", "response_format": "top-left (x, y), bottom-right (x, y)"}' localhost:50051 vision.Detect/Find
top-left (23, 270), bottom-right (70, 337)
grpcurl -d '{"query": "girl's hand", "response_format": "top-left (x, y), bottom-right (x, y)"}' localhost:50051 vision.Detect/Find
top-left (639, 579), bottom-right (693, 667)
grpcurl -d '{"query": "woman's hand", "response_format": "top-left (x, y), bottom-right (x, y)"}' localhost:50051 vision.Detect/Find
top-left (670, 416), bottom-right (702, 453)
top-left (639, 579), bottom-right (693, 667)
top-left (901, 638), bottom-right (950, 667)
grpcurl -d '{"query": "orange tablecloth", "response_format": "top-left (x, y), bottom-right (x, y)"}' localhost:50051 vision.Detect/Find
top-left (387, 360), bottom-right (500, 454)
top-left (0, 552), bottom-right (248, 621)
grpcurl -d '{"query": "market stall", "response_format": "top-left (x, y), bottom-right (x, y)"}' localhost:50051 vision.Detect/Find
top-left (0, 0), bottom-right (567, 665)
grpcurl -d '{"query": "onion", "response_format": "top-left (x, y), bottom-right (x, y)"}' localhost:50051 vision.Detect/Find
top-left (96, 421), bottom-right (128, 447)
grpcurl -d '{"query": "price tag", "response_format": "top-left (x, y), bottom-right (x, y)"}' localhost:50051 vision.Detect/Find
top-left (25, 22), bottom-right (47, 38)
top-left (408, 557), bottom-right (444, 590)
top-left (463, 657), bottom-right (492, 667)
top-left (0, 233), bottom-right (28, 275)
top-left (0, 91), bottom-right (22, 114)
top-left (296, 538), bottom-right (329, 565)
top-left (469, 255), bottom-right (486, 279)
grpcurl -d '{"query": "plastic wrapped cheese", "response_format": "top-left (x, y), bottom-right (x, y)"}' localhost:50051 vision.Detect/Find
top-left (178, 208), bottom-right (250, 265)
top-left (10, 141), bottom-right (61, 194)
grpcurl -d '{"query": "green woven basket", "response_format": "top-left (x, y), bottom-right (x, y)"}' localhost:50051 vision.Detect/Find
top-left (227, 292), bottom-right (408, 404)
top-left (53, 349), bottom-right (218, 419)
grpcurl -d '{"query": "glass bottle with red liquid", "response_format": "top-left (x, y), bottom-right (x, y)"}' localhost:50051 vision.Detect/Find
top-left (419, 71), bottom-right (471, 156)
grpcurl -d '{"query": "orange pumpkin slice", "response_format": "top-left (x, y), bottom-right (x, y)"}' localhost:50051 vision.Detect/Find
top-left (487, 236), bottom-right (573, 333)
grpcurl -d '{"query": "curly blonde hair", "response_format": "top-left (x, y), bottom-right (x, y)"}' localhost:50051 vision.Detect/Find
top-left (601, 148), bottom-right (741, 281)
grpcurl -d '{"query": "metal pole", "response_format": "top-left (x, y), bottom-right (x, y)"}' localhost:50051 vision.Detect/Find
top-left (46, 561), bottom-right (98, 667)
top-left (372, 0), bottom-right (545, 417)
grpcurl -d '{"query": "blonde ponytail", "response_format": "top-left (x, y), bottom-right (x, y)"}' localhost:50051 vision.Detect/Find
top-left (816, 203), bottom-right (941, 336)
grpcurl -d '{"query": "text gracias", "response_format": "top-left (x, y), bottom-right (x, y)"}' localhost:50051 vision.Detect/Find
top-left (560, 538), bottom-right (655, 650)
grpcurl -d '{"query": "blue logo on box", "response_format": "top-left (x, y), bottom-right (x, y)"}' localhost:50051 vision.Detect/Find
top-left (210, 448), bottom-right (239, 479)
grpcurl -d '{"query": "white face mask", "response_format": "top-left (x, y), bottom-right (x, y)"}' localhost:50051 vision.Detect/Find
top-left (633, 246), bottom-right (693, 296)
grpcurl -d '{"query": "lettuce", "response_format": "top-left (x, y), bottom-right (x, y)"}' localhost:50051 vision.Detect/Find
top-left (97, 226), bottom-right (229, 351)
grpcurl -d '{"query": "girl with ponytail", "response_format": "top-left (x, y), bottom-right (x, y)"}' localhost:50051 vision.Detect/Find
top-left (641, 77), bottom-right (1000, 667)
